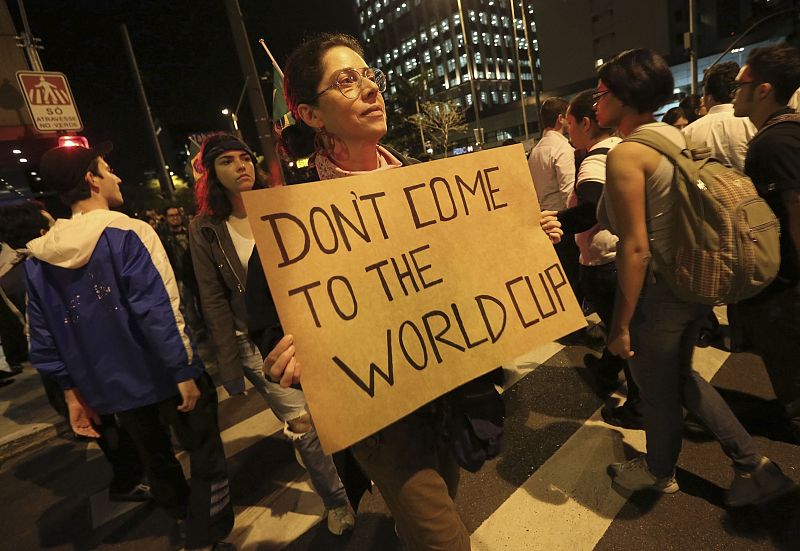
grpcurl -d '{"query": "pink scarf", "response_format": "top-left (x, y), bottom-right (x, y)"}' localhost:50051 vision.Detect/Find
top-left (314, 145), bottom-right (402, 180)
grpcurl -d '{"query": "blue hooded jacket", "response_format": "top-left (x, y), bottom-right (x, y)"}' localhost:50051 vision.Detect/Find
top-left (25, 209), bottom-right (203, 414)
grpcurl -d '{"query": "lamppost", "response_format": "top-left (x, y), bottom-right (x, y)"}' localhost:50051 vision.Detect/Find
top-left (221, 108), bottom-right (240, 136)
top-left (455, 0), bottom-right (483, 144)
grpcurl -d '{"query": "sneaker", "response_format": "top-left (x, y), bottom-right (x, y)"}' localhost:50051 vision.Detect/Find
top-left (725, 457), bottom-right (797, 507)
top-left (608, 455), bottom-right (679, 494)
top-left (109, 482), bottom-right (152, 502)
top-left (327, 504), bottom-right (355, 535)
top-left (601, 403), bottom-right (645, 430)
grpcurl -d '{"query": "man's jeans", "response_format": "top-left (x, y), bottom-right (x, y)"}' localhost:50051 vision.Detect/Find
top-left (628, 277), bottom-right (760, 478)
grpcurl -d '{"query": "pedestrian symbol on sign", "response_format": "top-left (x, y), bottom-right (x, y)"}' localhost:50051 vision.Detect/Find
top-left (28, 76), bottom-right (70, 105)
top-left (16, 71), bottom-right (83, 133)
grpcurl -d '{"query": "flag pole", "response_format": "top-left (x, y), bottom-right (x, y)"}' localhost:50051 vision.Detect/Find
top-left (258, 39), bottom-right (284, 79)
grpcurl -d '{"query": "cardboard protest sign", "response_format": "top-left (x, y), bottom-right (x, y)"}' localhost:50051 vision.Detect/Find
top-left (243, 145), bottom-right (585, 454)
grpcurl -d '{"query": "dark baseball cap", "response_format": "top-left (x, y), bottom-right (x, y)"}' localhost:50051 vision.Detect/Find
top-left (39, 141), bottom-right (113, 194)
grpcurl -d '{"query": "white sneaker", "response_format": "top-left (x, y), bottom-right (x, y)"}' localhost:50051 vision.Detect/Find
top-left (327, 504), bottom-right (355, 535)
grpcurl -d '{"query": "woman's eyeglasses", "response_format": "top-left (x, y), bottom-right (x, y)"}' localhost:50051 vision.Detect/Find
top-left (592, 89), bottom-right (611, 103)
top-left (310, 67), bottom-right (387, 102)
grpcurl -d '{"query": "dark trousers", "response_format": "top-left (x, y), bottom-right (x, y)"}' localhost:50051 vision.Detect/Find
top-left (116, 373), bottom-right (233, 549)
top-left (555, 236), bottom-right (583, 305)
top-left (0, 296), bottom-right (27, 366)
top-left (580, 262), bottom-right (640, 403)
top-left (739, 282), bottom-right (800, 425)
top-left (96, 414), bottom-right (146, 493)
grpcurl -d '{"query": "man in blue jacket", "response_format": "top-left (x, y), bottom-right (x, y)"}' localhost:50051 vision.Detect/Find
top-left (26, 143), bottom-right (234, 550)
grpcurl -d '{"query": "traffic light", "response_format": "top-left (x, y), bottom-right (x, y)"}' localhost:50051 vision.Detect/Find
top-left (57, 135), bottom-right (90, 148)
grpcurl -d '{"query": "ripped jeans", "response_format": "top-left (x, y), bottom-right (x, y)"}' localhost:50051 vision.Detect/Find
top-left (237, 334), bottom-right (349, 509)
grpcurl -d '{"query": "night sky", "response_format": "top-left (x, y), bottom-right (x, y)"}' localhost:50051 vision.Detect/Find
top-left (8, 0), bottom-right (359, 182)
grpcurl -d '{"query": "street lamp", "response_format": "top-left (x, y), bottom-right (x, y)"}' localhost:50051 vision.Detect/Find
top-left (221, 107), bottom-right (241, 136)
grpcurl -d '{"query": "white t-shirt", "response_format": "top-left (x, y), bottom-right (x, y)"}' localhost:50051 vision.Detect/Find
top-left (226, 220), bottom-right (255, 280)
top-left (569, 137), bottom-right (621, 266)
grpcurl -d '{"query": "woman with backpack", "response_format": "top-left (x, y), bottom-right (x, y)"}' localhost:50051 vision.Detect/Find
top-left (593, 48), bottom-right (795, 506)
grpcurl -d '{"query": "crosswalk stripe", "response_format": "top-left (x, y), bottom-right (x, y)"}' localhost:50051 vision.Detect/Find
top-left (471, 339), bottom-right (731, 550)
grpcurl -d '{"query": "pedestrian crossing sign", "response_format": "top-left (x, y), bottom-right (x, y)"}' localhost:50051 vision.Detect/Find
top-left (16, 71), bottom-right (83, 133)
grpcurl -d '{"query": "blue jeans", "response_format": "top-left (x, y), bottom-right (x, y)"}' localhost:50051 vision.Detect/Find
top-left (237, 335), bottom-right (349, 509)
top-left (627, 277), bottom-right (760, 478)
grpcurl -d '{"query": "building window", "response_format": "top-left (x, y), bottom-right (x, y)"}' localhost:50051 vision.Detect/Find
top-left (472, 31), bottom-right (479, 44)
top-left (444, 38), bottom-right (453, 53)
top-left (437, 64), bottom-right (445, 77)
top-left (468, 9), bottom-right (476, 22)
top-left (494, 34), bottom-right (501, 46)
top-left (491, 14), bottom-right (499, 26)
top-left (448, 59), bottom-right (456, 72)
top-left (479, 12), bottom-right (488, 24)
top-left (460, 53), bottom-right (468, 67)
top-left (424, 50), bottom-right (431, 63)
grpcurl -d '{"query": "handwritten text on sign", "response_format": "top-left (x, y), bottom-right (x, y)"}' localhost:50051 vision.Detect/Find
top-left (243, 145), bottom-right (585, 454)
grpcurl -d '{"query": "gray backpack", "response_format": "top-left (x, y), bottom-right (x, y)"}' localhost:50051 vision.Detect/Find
top-left (623, 126), bottom-right (780, 305)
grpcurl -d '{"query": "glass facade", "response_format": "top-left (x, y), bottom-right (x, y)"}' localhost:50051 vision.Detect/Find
top-left (354, 0), bottom-right (542, 114)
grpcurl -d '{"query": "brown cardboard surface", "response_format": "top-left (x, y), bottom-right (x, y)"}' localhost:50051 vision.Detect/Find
top-left (243, 144), bottom-right (586, 453)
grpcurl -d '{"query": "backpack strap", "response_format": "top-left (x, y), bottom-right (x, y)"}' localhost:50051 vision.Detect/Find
top-left (622, 126), bottom-right (709, 247)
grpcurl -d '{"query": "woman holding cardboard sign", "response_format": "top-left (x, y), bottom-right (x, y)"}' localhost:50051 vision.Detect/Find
top-left (246, 33), bottom-right (478, 551)
top-left (188, 133), bottom-right (356, 536)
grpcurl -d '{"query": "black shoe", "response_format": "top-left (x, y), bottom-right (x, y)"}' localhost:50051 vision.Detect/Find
top-left (0, 378), bottom-right (14, 387)
top-left (109, 483), bottom-right (152, 502)
top-left (0, 370), bottom-right (16, 380)
top-left (584, 353), bottom-right (620, 395)
top-left (601, 403), bottom-right (645, 430)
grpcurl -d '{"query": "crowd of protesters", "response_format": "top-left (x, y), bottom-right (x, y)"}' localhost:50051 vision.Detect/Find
top-left (1, 31), bottom-right (800, 551)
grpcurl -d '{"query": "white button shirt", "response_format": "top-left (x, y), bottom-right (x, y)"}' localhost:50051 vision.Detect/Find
top-left (527, 129), bottom-right (575, 211)
top-left (682, 103), bottom-right (756, 173)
